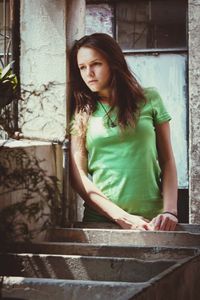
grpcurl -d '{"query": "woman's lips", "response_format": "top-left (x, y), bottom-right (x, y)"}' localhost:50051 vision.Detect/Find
top-left (88, 80), bottom-right (98, 84)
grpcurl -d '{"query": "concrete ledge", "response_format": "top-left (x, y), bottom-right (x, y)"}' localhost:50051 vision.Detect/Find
top-left (46, 228), bottom-right (200, 248)
top-left (1, 242), bottom-right (199, 260)
top-left (64, 222), bottom-right (200, 233)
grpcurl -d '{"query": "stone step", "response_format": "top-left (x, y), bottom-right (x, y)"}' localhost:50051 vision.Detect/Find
top-left (1, 277), bottom-right (148, 300)
top-left (0, 253), bottom-right (177, 282)
top-left (2, 254), bottom-right (200, 300)
top-left (2, 225), bottom-right (200, 299)
top-left (1, 242), bottom-right (199, 260)
top-left (46, 228), bottom-right (200, 248)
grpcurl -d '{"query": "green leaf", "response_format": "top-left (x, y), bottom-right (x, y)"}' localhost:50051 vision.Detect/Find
top-left (0, 61), bottom-right (15, 81)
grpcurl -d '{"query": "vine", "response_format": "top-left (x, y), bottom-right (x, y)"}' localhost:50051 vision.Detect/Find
top-left (0, 146), bottom-right (62, 242)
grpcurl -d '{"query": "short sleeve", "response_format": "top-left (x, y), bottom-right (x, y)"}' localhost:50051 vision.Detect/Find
top-left (145, 88), bottom-right (171, 124)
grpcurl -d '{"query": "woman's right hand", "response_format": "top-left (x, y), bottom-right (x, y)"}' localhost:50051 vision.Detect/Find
top-left (114, 213), bottom-right (153, 230)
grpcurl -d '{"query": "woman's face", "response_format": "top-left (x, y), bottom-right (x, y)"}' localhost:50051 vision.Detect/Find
top-left (77, 47), bottom-right (112, 98)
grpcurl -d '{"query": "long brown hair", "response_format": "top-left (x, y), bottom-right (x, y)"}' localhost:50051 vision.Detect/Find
top-left (70, 33), bottom-right (145, 134)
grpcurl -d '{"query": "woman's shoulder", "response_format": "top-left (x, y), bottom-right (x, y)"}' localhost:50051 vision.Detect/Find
top-left (143, 87), bottom-right (161, 102)
top-left (143, 87), bottom-right (171, 123)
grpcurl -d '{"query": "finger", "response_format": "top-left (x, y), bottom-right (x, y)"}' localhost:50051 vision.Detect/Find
top-left (139, 227), bottom-right (146, 231)
top-left (154, 215), bottom-right (163, 230)
top-left (130, 224), bottom-right (146, 231)
top-left (162, 218), bottom-right (171, 231)
top-left (160, 215), bottom-right (178, 231)
top-left (168, 220), bottom-right (178, 231)
top-left (149, 218), bottom-right (156, 226)
top-left (145, 223), bottom-right (154, 231)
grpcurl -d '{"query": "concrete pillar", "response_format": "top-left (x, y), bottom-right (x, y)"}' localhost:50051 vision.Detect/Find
top-left (66, 0), bottom-right (86, 222)
top-left (66, 0), bottom-right (86, 50)
top-left (189, 0), bottom-right (200, 224)
top-left (66, 0), bottom-right (86, 123)
top-left (20, 0), bottom-right (67, 140)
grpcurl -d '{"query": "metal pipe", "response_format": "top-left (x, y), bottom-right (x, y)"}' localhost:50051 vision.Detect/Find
top-left (3, 0), bottom-right (7, 66)
top-left (61, 139), bottom-right (70, 225)
top-left (13, 132), bottom-right (66, 144)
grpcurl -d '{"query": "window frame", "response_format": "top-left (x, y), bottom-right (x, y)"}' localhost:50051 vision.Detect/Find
top-left (86, 0), bottom-right (188, 55)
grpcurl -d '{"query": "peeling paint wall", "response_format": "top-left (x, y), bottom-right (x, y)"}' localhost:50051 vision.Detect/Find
top-left (85, 4), bottom-right (113, 36)
top-left (19, 0), bottom-right (67, 140)
top-left (189, 0), bottom-right (200, 224)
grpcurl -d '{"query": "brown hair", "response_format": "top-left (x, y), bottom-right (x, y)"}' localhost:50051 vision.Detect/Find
top-left (69, 33), bottom-right (145, 135)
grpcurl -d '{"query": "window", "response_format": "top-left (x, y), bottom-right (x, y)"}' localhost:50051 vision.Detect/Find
top-left (86, 0), bottom-right (187, 52)
top-left (116, 0), bottom-right (187, 51)
top-left (0, 0), bottom-right (20, 135)
top-left (0, 0), bottom-right (12, 67)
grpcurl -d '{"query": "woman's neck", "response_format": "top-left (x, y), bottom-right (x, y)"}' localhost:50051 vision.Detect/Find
top-left (98, 95), bottom-right (111, 105)
top-left (98, 89), bottom-right (112, 104)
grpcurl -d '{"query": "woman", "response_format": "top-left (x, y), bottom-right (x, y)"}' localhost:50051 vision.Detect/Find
top-left (69, 33), bottom-right (178, 231)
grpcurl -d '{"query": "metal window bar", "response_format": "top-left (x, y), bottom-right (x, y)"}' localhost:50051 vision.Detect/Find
top-left (0, 0), bottom-right (12, 67)
top-left (0, 0), bottom-right (19, 133)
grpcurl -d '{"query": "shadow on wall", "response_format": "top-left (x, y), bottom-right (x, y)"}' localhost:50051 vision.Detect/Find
top-left (0, 146), bottom-right (62, 243)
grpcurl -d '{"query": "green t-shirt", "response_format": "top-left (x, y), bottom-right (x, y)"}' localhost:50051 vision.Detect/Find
top-left (84, 88), bottom-right (171, 221)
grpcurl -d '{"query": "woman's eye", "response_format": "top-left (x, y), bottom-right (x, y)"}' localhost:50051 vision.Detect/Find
top-left (79, 66), bottom-right (86, 71)
top-left (93, 62), bottom-right (101, 66)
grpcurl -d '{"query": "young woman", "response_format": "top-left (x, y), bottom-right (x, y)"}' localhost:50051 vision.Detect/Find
top-left (69, 33), bottom-right (178, 231)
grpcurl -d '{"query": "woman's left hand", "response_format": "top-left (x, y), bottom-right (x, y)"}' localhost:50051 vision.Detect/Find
top-left (149, 213), bottom-right (178, 231)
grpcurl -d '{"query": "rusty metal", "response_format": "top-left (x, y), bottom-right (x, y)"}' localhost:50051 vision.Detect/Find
top-left (13, 131), bottom-right (67, 144)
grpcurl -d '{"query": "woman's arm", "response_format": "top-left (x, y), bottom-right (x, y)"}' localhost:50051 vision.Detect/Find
top-left (70, 134), bottom-right (153, 230)
top-left (150, 121), bottom-right (178, 230)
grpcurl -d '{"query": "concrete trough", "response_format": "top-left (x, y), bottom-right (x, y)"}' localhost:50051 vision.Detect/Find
top-left (46, 228), bottom-right (200, 248)
top-left (1, 242), bottom-right (199, 260)
top-left (0, 253), bottom-right (176, 282)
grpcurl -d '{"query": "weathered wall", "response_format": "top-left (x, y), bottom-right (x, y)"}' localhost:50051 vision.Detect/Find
top-left (189, 0), bottom-right (200, 224)
top-left (19, 0), bottom-right (67, 140)
top-left (0, 1), bottom-right (68, 242)
top-left (0, 140), bottom-right (63, 242)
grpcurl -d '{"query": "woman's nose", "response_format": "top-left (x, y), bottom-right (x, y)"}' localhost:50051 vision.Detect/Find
top-left (86, 66), bottom-right (94, 77)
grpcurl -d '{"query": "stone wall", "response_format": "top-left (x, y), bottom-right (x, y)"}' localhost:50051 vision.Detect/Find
top-left (189, 0), bottom-right (200, 223)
